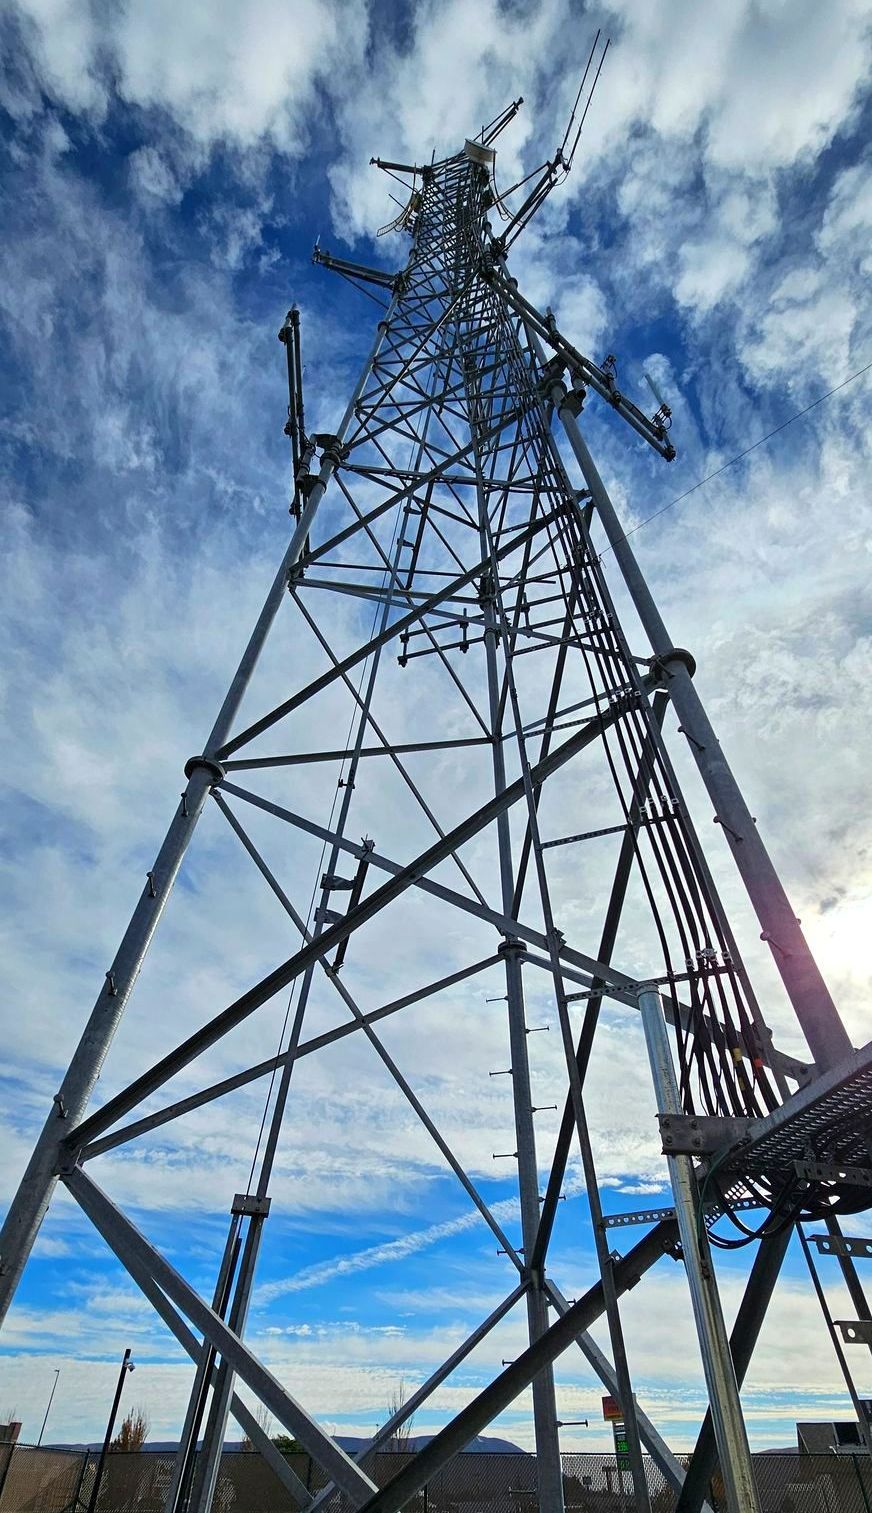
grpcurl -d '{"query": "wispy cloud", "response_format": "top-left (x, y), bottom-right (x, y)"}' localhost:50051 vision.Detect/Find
top-left (257, 1199), bottom-right (520, 1302)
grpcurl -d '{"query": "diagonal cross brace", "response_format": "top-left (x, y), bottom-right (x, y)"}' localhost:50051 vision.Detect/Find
top-left (307, 1283), bottom-right (530, 1513)
top-left (531, 690), bottom-right (669, 1272)
top-left (63, 1167), bottom-right (377, 1506)
top-left (79, 956), bottom-right (503, 1161)
top-left (355, 1219), bottom-right (680, 1513)
top-left (209, 793), bottom-right (523, 1268)
top-left (65, 692), bottom-right (647, 1153)
top-left (97, 1230), bottom-right (313, 1509)
top-left (218, 780), bottom-right (640, 1002)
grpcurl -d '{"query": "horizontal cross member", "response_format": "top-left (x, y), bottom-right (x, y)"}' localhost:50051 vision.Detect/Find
top-left (79, 955), bottom-right (503, 1160)
top-left (217, 505), bottom-right (558, 758)
top-left (222, 735), bottom-right (493, 770)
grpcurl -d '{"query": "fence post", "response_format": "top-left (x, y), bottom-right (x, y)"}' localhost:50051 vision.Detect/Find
top-left (853, 1454), bottom-right (872, 1513)
top-left (0, 1444), bottom-right (15, 1509)
top-left (69, 1451), bottom-right (92, 1513)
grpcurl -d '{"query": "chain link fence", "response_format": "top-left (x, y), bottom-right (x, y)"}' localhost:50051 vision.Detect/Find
top-left (2, 1443), bottom-right (871, 1513)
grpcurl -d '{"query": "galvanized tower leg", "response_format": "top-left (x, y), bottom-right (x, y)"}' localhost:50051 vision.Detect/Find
top-left (478, 543), bottom-right (566, 1513)
top-left (676, 1223), bottom-right (792, 1513)
top-left (638, 989), bottom-right (760, 1513)
top-left (502, 944), bottom-right (566, 1513)
top-left (555, 396), bottom-right (851, 1074)
top-left (481, 499), bottom-right (651, 1513)
top-left (460, 345), bottom-right (564, 1511)
top-left (0, 307), bottom-right (396, 1328)
top-left (187, 1202), bottom-right (269, 1513)
top-left (164, 1213), bottom-right (242, 1513)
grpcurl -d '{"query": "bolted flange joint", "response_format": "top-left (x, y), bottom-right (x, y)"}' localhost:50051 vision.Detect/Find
top-left (184, 755), bottom-right (226, 787)
top-left (498, 938), bottom-right (527, 958)
top-left (648, 646), bottom-right (697, 682)
top-left (314, 433), bottom-right (349, 468)
top-left (538, 358), bottom-right (567, 401)
top-left (543, 374), bottom-right (567, 406)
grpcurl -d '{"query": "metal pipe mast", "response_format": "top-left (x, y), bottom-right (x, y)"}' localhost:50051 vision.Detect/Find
top-left (3, 89), bottom-right (870, 1513)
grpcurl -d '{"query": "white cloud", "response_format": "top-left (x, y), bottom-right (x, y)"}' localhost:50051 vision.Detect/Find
top-left (740, 278), bottom-right (860, 384)
top-left (128, 145), bottom-right (182, 206)
top-left (9, 0), bottom-right (108, 119)
top-left (818, 157), bottom-right (872, 264)
top-left (589, 0), bottom-right (871, 174)
top-left (11, 0), bottom-right (370, 156)
top-left (675, 239), bottom-right (751, 313)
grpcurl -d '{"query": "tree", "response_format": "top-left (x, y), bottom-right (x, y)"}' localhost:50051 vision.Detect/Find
top-left (111, 1407), bottom-right (149, 1451)
top-left (383, 1381), bottom-right (416, 1452)
top-left (240, 1402), bottom-right (273, 1452)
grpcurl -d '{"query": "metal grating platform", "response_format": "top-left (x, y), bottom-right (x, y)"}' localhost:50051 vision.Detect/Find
top-left (720, 1040), bottom-right (872, 1203)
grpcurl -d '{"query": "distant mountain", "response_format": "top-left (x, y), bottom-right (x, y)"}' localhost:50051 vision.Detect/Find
top-left (53, 1434), bottom-right (525, 1455)
top-left (333, 1435), bottom-right (525, 1455)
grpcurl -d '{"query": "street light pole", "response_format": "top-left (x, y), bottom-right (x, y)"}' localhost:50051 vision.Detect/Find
top-left (87, 1349), bottom-right (134, 1513)
top-left (37, 1368), bottom-right (60, 1446)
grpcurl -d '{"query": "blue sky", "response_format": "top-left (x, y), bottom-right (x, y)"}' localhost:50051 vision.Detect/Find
top-left (1, 0), bottom-right (872, 1459)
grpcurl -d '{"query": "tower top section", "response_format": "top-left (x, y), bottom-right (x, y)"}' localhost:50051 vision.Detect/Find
top-left (367, 30), bottom-right (610, 253)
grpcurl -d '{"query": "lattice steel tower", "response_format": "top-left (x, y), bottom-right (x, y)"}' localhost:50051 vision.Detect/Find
top-left (3, 51), bottom-right (871, 1513)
